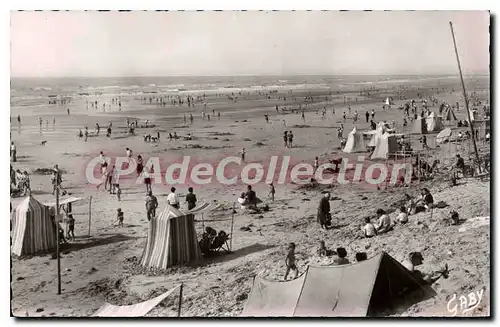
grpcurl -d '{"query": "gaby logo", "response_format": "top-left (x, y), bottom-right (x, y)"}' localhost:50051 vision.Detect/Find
top-left (447, 288), bottom-right (485, 316)
top-left (84, 155), bottom-right (413, 188)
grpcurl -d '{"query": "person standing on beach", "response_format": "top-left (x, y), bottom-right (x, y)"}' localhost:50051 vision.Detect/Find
top-left (317, 192), bottom-right (331, 230)
top-left (10, 142), bottom-right (17, 162)
top-left (145, 191), bottom-right (158, 221)
top-left (301, 110), bottom-right (305, 123)
top-left (167, 187), bottom-right (180, 209)
top-left (218, 111), bottom-right (220, 119)
top-left (365, 111), bottom-right (370, 123)
top-left (84, 126), bottom-right (89, 141)
top-left (67, 108), bottom-right (70, 115)
top-left (288, 131), bottom-right (294, 148)
top-left (240, 148), bottom-right (246, 162)
top-left (371, 109), bottom-right (375, 120)
top-left (185, 187), bottom-right (197, 210)
top-left (283, 131), bottom-right (288, 148)
top-left (95, 123), bottom-right (100, 135)
top-left (17, 114), bottom-right (21, 126)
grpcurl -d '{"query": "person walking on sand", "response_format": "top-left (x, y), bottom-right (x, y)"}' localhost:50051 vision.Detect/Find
top-left (283, 131), bottom-right (288, 148)
top-left (53, 118), bottom-right (56, 129)
top-left (84, 126), bottom-right (89, 142)
top-left (288, 131), bottom-right (294, 148)
top-left (284, 242), bottom-right (299, 281)
top-left (240, 148), bottom-right (246, 162)
top-left (268, 183), bottom-right (275, 202)
top-left (98, 151), bottom-right (108, 176)
top-left (314, 156), bottom-right (319, 172)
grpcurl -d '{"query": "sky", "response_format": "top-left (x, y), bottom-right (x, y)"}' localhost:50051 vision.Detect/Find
top-left (10, 11), bottom-right (490, 77)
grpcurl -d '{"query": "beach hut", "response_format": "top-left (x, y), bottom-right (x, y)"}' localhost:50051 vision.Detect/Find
top-left (371, 133), bottom-right (398, 160)
top-left (141, 202), bottom-right (222, 270)
top-left (343, 127), bottom-right (365, 153)
top-left (242, 252), bottom-right (424, 317)
top-left (11, 196), bottom-right (57, 256)
top-left (426, 112), bottom-right (444, 132)
top-left (411, 116), bottom-right (428, 134)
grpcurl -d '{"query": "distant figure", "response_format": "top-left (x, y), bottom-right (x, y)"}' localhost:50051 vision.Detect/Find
top-left (240, 148), bottom-right (246, 162)
top-left (67, 108), bottom-right (70, 115)
top-left (268, 182), bottom-right (275, 202)
top-left (10, 142), bottom-right (16, 162)
top-left (287, 131), bottom-right (294, 148)
top-left (317, 192), bottom-right (331, 230)
top-left (116, 208), bottom-right (124, 227)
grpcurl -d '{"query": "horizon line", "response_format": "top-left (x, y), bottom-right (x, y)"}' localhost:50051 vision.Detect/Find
top-left (10, 72), bottom-right (491, 79)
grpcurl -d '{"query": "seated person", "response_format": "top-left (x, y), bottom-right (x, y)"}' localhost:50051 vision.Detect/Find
top-left (405, 194), bottom-right (417, 215)
top-left (237, 192), bottom-right (247, 209)
top-left (355, 252), bottom-right (368, 262)
top-left (455, 154), bottom-right (465, 176)
top-left (333, 247), bottom-right (350, 265)
top-left (418, 188), bottom-right (434, 210)
top-left (361, 217), bottom-right (377, 238)
top-left (211, 231), bottom-right (229, 249)
top-left (375, 209), bottom-right (392, 233)
top-left (402, 252), bottom-right (449, 285)
top-left (397, 206), bottom-right (409, 224)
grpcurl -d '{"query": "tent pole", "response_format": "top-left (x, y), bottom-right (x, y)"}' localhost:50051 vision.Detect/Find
top-left (449, 22), bottom-right (482, 173)
top-left (55, 170), bottom-right (61, 295)
top-left (177, 283), bottom-right (184, 317)
top-left (88, 196), bottom-right (92, 240)
top-left (230, 202), bottom-right (235, 252)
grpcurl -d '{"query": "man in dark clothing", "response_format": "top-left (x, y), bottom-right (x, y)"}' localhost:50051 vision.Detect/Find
top-left (365, 111), bottom-right (370, 123)
top-left (317, 192), bottom-right (331, 230)
top-left (245, 185), bottom-right (257, 210)
top-left (145, 190), bottom-right (158, 221)
top-left (185, 187), bottom-right (197, 210)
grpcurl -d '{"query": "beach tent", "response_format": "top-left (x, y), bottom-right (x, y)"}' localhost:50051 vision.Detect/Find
top-left (242, 252), bottom-right (424, 317)
top-left (367, 124), bottom-right (385, 147)
top-left (371, 133), bottom-right (398, 160)
top-left (141, 202), bottom-right (222, 270)
top-left (426, 112), bottom-right (444, 132)
top-left (370, 133), bottom-right (398, 160)
top-left (469, 110), bottom-right (478, 122)
top-left (443, 107), bottom-right (457, 121)
top-left (411, 116), bottom-right (428, 134)
top-left (436, 128), bottom-right (452, 144)
top-left (343, 127), bottom-right (365, 153)
top-left (11, 196), bottom-right (57, 256)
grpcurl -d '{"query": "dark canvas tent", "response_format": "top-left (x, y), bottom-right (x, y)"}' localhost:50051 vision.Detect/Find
top-left (242, 252), bottom-right (423, 317)
top-left (412, 116), bottom-right (428, 134)
top-left (443, 107), bottom-right (457, 121)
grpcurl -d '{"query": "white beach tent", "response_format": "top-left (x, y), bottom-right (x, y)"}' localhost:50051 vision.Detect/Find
top-left (343, 127), bottom-right (365, 153)
top-left (371, 133), bottom-right (398, 160)
top-left (367, 124), bottom-right (386, 147)
top-left (426, 112), bottom-right (444, 132)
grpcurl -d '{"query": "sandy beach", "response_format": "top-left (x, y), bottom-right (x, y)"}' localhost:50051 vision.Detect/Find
top-left (9, 74), bottom-right (491, 317)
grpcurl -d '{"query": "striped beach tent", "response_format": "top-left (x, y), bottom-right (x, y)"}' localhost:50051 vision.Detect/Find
top-left (11, 196), bottom-right (56, 256)
top-left (141, 202), bottom-right (222, 269)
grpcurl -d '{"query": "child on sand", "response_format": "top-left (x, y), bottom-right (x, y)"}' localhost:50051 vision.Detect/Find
top-left (362, 217), bottom-right (377, 238)
top-left (333, 247), bottom-right (350, 265)
top-left (67, 214), bottom-right (75, 241)
top-left (284, 242), bottom-right (299, 280)
top-left (116, 208), bottom-right (124, 227)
